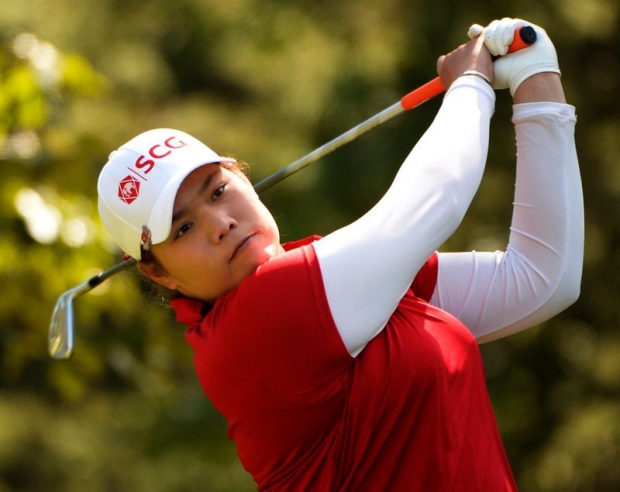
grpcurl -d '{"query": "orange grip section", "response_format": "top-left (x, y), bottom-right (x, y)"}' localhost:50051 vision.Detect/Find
top-left (507, 25), bottom-right (537, 54)
top-left (400, 77), bottom-right (444, 111)
top-left (400, 25), bottom-right (537, 111)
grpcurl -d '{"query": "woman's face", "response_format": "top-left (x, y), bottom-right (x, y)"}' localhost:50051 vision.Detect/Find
top-left (139, 163), bottom-right (284, 301)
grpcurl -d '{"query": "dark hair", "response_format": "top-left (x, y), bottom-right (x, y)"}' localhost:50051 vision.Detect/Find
top-left (137, 247), bottom-right (179, 304)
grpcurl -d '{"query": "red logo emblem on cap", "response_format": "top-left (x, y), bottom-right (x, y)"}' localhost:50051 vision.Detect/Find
top-left (118, 175), bottom-right (141, 204)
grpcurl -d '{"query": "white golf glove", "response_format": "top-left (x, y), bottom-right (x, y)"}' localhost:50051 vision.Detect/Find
top-left (468, 18), bottom-right (560, 95)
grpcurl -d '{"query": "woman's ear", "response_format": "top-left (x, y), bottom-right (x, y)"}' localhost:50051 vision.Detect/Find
top-left (137, 261), bottom-right (179, 291)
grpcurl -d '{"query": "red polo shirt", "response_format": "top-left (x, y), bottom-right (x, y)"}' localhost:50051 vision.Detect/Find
top-left (172, 237), bottom-right (517, 491)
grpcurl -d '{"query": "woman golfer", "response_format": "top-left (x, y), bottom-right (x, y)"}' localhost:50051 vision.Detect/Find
top-left (97, 18), bottom-right (583, 491)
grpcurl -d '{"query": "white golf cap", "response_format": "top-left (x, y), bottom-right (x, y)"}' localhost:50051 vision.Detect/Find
top-left (97, 128), bottom-right (235, 260)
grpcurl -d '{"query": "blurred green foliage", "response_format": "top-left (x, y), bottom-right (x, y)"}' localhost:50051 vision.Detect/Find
top-left (0, 0), bottom-right (618, 490)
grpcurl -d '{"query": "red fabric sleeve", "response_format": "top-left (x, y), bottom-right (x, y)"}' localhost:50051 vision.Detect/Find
top-left (411, 252), bottom-right (439, 301)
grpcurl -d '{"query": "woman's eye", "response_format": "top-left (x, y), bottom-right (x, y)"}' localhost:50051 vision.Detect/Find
top-left (213, 184), bottom-right (225, 199)
top-left (176, 223), bottom-right (192, 238)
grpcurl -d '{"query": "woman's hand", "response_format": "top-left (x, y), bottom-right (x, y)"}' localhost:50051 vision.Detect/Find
top-left (469, 18), bottom-right (565, 103)
top-left (436, 35), bottom-right (494, 90)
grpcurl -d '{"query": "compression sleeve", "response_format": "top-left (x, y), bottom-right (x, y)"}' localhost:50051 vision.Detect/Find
top-left (313, 76), bottom-right (495, 356)
top-left (430, 102), bottom-right (583, 342)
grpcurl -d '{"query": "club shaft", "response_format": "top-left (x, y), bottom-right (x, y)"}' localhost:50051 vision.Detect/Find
top-left (86, 256), bottom-right (138, 288)
top-left (253, 102), bottom-right (404, 193)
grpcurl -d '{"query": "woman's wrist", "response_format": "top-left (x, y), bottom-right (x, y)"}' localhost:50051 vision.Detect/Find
top-left (513, 72), bottom-right (566, 104)
top-left (459, 70), bottom-right (492, 86)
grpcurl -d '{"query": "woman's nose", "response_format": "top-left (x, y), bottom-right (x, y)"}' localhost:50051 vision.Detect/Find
top-left (209, 215), bottom-right (237, 244)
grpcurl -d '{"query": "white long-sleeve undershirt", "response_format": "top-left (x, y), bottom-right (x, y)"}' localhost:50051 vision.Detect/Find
top-left (313, 76), bottom-right (583, 356)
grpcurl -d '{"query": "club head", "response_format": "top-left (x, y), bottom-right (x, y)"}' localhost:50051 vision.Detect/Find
top-left (48, 257), bottom-right (137, 360)
top-left (48, 289), bottom-right (76, 360)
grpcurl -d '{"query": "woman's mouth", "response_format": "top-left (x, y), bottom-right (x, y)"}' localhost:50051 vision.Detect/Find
top-left (230, 234), bottom-right (256, 262)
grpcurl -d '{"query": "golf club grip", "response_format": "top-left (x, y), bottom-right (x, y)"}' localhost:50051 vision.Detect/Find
top-left (400, 25), bottom-right (537, 111)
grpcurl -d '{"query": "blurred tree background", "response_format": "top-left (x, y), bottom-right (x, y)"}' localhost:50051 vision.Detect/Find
top-left (0, 0), bottom-right (618, 490)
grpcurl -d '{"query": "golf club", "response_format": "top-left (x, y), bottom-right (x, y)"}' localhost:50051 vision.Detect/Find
top-left (49, 26), bottom-right (536, 360)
